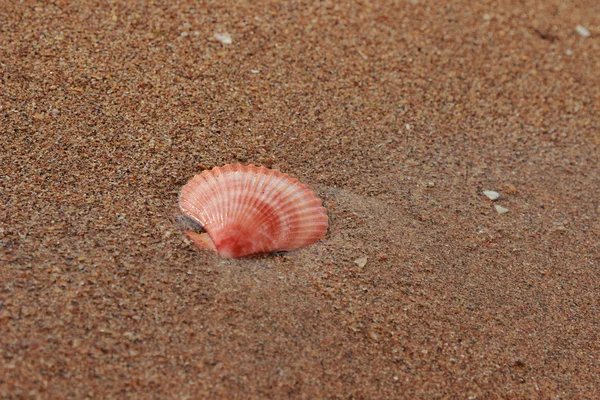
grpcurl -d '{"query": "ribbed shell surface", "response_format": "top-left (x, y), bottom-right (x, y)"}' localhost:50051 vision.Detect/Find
top-left (179, 164), bottom-right (328, 258)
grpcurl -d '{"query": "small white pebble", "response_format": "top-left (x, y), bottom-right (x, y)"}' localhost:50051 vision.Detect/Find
top-left (354, 256), bottom-right (368, 268)
top-left (565, 49), bottom-right (573, 56)
top-left (180, 31), bottom-right (189, 37)
top-left (575, 25), bottom-right (590, 38)
top-left (483, 190), bottom-right (500, 201)
top-left (214, 32), bottom-right (232, 44)
top-left (50, 109), bottom-right (60, 116)
top-left (495, 205), bottom-right (510, 214)
top-left (251, 69), bottom-right (259, 74)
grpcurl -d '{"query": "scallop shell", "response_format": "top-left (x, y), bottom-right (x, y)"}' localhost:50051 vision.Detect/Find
top-left (179, 164), bottom-right (328, 258)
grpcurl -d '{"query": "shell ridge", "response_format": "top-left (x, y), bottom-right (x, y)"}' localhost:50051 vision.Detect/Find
top-left (240, 167), bottom-right (262, 231)
top-left (247, 170), bottom-right (300, 250)
top-left (263, 177), bottom-right (315, 235)
top-left (243, 167), bottom-right (274, 254)
top-left (202, 170), bottom-right (229, 241)
top-left (181, 177), bottom-right (212, 226)
top-left (217, 168), bottom-right (234, 233)
top-left (201, 172), bottom-right (222, 234)
top-left (243, 173), bottom-right (290, 247)
top-left (216, 166), bottom-right (232, 233)
top-left (228, 168), bottom-right (263, 242)
top-left (243, 187), bottom-right (284, 252)
top-left (251, 171), bottom-right (288, 252)
top-left (243, 174), bottom-right (320, 249)
top-left (218, 168), bottom-right (244, 249)
top-left (234, 172), bottom-right (279, 232)
top-left (181, 197), bottom-right (207, 227)
top-left (211, 166), bottom-right (279, 256)
top-left (227, 170), bottom-right (242, 235)
top-left (269, 193), bottom-right (323, 219)
top-left (229, 169), bottom-right (260, 255)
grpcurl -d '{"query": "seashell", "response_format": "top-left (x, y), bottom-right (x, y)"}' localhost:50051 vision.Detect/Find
top-left (179, 164), bottom-right (328, 258)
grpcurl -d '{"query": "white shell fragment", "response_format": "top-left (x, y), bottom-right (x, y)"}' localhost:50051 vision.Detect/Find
top-left (354, 256), bottom-right (368, 268)
top-left (214, 32), bottom-right (232, 44)
top-left (495, 205), bottom-right (510, 214)
top-left (575, 25), bottom-right (590, 38)
top-left (483, 190), bottom-right (500, 201)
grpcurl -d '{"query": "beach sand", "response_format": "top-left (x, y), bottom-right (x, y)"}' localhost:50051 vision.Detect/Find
top-left (2, 0), bottom-right (599, 398)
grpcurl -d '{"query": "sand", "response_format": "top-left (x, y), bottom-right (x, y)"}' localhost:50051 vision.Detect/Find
top-left (2, 0), bottom-right (599, 398)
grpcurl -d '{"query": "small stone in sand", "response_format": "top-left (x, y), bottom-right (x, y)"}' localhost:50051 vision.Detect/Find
top-left (553, 225), bottom-right (567, 233)
top-left (483, 190), bottom-right (500, 200)
top-left (354, 256), bottom-right (368, 268)
top-left (214, 32), bottom-right (232, 44)
top-left (575, 25), bottom-right (590, 38)
top-left (495, 205), bottom-right (509, 214)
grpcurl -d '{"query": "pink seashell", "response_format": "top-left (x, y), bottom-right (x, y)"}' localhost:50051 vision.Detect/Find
top-left (179, 164), bottom-right (328, 258)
